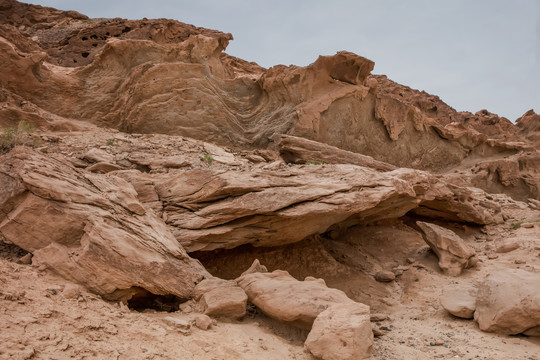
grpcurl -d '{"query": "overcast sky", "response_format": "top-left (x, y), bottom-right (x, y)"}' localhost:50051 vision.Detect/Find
top-left (25, 0), bottom-right (540, 121)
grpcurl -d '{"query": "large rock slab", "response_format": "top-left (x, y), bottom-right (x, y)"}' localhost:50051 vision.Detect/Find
top-left (236, 270), bottom-right (357, 329)
top-left (305, 303), bottom-right (373, 360)
top-left (279, 134), bottom-right (396, 172)
top-left (474, 269), bottom-right (540, 335)
top-left (124, 164), bottom-right (502, 252)
top-left (416, 221), bottom-right (477, 276)
top-left (0, 147), bottom-right (207, 301)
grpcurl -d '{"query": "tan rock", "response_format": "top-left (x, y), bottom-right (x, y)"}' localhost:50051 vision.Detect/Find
top-left (305, 302), bottom-right (373, 360)
top-left (416, 221), bottom-right (477, 276)
top-left (440, 285), bottom-right (477, 319)
top-left (495, 240), bottom-right (521, 253)
top-left (192, 314), bottom-right (213, 330)
top-left (239, 259), bottom-right (268, 277)
top-left (237, 270), bottom-right (356, 329)
top-left (474, 269), bottom-right (540, 335)
top-left (374, 271), bottom-right (396, 282)
top-left (279, 134), bottom-right (396, 172)
top-left (86, 161), bottom-right (122, 174)
top-left (0, 147), bottom-right (207, 301)
top-left (200, 286), bottom-right (247, 320)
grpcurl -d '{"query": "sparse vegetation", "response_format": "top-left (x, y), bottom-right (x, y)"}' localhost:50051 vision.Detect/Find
top-left (0, 120), bottom-right (36, 153)
top-left (306, 160), bottom-right (324, 165)
top-left (201, 152), bottom-right (214, 164)
top-left (512, 222), bottom-right (523, 230)
top-left (106, 139), bottom-right (114, 146)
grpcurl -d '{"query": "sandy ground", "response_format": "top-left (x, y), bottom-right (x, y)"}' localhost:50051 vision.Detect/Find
top-left (1, 129), bottom-right (540, 359)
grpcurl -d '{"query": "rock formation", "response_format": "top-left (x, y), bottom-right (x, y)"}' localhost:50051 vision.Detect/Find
top-left (474, 269), bottom-right (540, 335)
top-left (1, 1), bottom-right (540, 358)
top-left (416, 221), bottom-right (477, 276)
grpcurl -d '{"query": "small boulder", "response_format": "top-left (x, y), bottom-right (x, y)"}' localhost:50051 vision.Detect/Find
top-left (305, 302), bottom-right (373, 360)
top-left (62, 283), bottom-right (82, 300)
top-left (200, 286), bottom-right (247, 320)
top-left (375, 271), bottom-right (395, 282)
top-left (474, 269), bottom-right (540, 335)
top-left (192, 314), bottom-right (213, 330)
top-left (495, 240), bottom-right (520, 253)
top-left (440, 285), bottom-right (477, 319)
top-left (416, 221), bottom-right (476, 276)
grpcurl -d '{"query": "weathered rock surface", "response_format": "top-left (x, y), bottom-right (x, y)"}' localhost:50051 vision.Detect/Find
top-left (279, 134), bottom-right (397, 171)
top-left (416, 222), bottom-right (477, 276)
top-left (193, 277), bottom-right (248, 319)
top-left (474, 269), bottom-right (540, 335)
top-left (200, 286), bottom-right (247, 320)
top-left (147, 165), bottom-right (501, 251)
top-left (305, 303), bottom-right (373, 360)
top-left (0, 0), bottom-right (532, 181)
top-left (0, 147), bottom-right (207, 300)
top-left (440, 285), bottom-right (477, 319)
top-left (237, 270), bottom-right (358, 329)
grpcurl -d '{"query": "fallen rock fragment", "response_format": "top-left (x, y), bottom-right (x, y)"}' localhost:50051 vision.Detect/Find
top-left (237, 270), bottom-right (357, 328)
top-left (495, 240), bottom-right (520, 253)
top-left (416, 221), bottom-right (477, 276)
top-left (440, 285), bottom-right (477, 319)
top-left (192, 313), bottom-right (213, 330)
top-left (305, 303), bottom-right (373, 360)
top-left (474, 269), bottom-right (540, 335)
top-left (374, 271), bottom-right (396, 282)
top-left (194, 278), bottom-right (248, 319)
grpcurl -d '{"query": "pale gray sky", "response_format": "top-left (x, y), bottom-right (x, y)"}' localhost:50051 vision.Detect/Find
top-left (24, 0), bottom-right (540, 121)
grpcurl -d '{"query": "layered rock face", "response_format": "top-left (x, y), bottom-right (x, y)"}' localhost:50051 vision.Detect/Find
top-left (1, 0), bottom-right (534, 176)
top-left (1, 2), bottom-right (540, 359)
top-left (0, 147), bottom-right (208, 301)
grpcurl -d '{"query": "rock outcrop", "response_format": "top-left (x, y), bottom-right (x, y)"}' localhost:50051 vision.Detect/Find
top-left (474, 269), bottom-right (540, 336)
top-left (0, 147), bottom-right (207, 301)
top-left (416, 221), bottom-right (477, 276)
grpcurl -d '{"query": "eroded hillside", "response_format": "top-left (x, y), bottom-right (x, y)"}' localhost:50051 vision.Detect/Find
top-left (1, 1), bottom-right (540, 359)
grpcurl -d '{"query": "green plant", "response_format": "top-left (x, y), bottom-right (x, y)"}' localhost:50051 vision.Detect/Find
top-left (306, 160), bottom-right (324, 165)
top-left (201, 152), bottom-right (214, 164)
top-left (512, 222), bottom-right (523, 230)
top-left (0, 120), bottom-right (36, 153)
top-left (106, 139), bottom-right (114, 146)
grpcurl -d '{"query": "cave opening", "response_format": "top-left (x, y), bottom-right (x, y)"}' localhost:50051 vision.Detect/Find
top-left (126, 287), bottom-right (184, 312)
top-left (0, 240), bottom-right (31, 263)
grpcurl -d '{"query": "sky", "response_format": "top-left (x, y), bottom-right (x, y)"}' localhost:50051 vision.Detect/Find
top-left (25, 0), bottom-right (540, 121)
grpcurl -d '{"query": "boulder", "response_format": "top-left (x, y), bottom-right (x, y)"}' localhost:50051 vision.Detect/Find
top-left (194, 278), bottom-right (248, 319)
top-left (237, 270), bottom-right (356, 329)
top-left (416, 221), bottom-right (477, 276)
top-left (374, 271), bottom-right (396, 282)
top-left (0, 147), bottom-right (207, 301)
top-left (474, 269), bottom-right (540, 335)
top-left (305, 303), bottom-right (373, 360)
top-left (440, 285), bottom-right (477, 319)
top-left (200, 286), bottom-right (247, 320)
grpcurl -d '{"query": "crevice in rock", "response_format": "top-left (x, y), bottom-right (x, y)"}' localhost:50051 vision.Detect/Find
top-left (126, 287), bottom-right (185, 312)
top-left (0, 240), bottom-right (30, 262)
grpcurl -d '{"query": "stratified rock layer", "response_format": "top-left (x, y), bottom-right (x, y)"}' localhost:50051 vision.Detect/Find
top-left (0, 147), bottom-right (207, 301)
